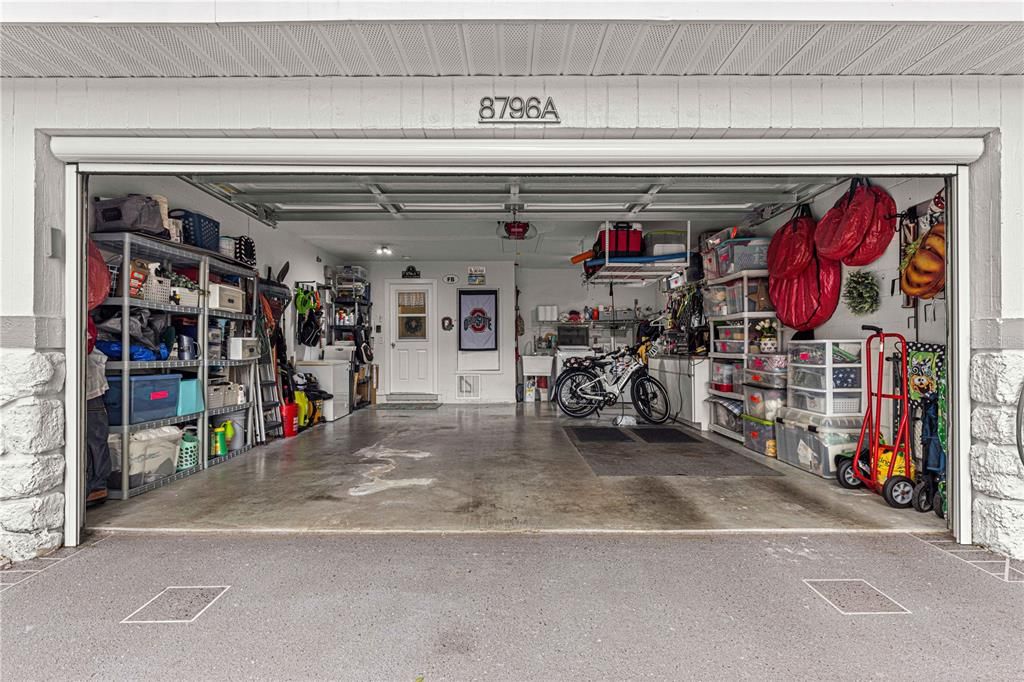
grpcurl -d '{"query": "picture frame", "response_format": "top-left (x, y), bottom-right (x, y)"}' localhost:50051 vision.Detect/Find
top-left (458, 289), bottom-right (498, 351)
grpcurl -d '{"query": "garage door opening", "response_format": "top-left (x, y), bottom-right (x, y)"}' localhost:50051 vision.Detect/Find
top-left (69, 165), bottom-right (964, 538)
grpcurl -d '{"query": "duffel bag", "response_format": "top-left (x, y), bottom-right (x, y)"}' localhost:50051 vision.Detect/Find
top-left (767, 204), bottom-right (816, 279)
top-left (594, 223), bottom-right (643, 258)
top-left (93, 195), bottom-right (166, 235)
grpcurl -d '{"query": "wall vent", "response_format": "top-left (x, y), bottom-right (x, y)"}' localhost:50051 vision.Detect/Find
top-left (456, 374), bottom-right (481, 400)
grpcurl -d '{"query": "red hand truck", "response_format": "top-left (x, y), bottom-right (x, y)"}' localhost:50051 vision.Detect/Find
top-left (835, 325), bottom-right (916, 508)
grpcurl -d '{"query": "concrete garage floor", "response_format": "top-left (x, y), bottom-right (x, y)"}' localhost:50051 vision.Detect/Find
top-left (88, 404), bottom-right (944, 534)
top-left (1, 532), bottom-right (1021, 680)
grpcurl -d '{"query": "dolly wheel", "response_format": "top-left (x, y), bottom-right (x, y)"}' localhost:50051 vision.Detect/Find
top-left (933, 491), bottom-right (946, 519)
top-left (836, 458), bottom-right (863, 489)
top-left (911, 481), bottom-right (934, 513)
top-left (883, 476), bottom-right (915, 508)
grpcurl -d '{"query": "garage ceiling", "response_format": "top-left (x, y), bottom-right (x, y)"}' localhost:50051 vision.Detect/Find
top-left (173, 172), bottom-right (843, 266)
top-left (2, 21), bottom-right (1023, 78)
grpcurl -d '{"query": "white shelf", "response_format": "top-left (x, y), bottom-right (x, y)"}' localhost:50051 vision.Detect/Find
top-left (706, 269), bottom-right (770, 286)
top-left (707, 311), bottom-right (776, 322)
top-left (710, 352), bottom-right (745, 360)
top-left (107, 359), bottom-right (202, 370)
top-left (708, 388), bottom-right (743, 400)
top-left (709, 423), bottom-right (745, 442)
top-left (208, 402), bottom-right (253, 417)
top-left (103, 297), bottom-right (202, 316)
top-left (120, 411), bottom-right (203, 433)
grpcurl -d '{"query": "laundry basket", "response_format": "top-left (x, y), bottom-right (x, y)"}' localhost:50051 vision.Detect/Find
top-left (177, 427), bottom-right (199, 471)
top-left (169, 209), bottom-right (220, 251)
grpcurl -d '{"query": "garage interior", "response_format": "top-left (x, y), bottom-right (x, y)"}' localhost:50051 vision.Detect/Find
top-left (83, 169), bottom-right (952, 534)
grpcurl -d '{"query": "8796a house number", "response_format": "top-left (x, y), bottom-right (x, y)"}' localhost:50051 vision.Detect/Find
top-left (478, 96), bottom-right (560, 124)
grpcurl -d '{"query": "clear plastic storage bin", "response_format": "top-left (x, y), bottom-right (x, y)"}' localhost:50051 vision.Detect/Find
top-left (748, 353), bottom-right (788, 372)
top-left (711, 360), bottom-right (740, 393)
top-left (703, 285), bottom-right (730, 317)
top-left (716, 324), bottom-right (745, 341)
top-left (774, 407), bottom-right (863, 478)
top-left (743, 415), bottom-right (777, 457)
top-left (788, 388), bottom-right (862, 415)
top-left (709, 398), bottom-right (744, 434)
top-left (744, 368), bottom-right (787, 389)
top-left (716, 238), bottom-right (770, 274)
top-left (743, 385), bottom-right (787, 421)
top-left (714, 340), bottom-right (745, 355)
top-left (790, 365), bottom-right (862, 391)
top-left (789, 341), bottom-right (863, 366)
top-left (725, 278), bottom-right (773, 313)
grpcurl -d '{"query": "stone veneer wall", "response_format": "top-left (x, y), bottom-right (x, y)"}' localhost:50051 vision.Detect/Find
top-left (970, 351), bottom-right (1024, 558)
top-left (0, 349), bottom-right (66, 561)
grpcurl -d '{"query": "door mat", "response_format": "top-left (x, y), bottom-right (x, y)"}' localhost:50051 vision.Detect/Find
top-left (565, 427), bottom-right (634, 443)
top-left (630, 427), bottom-right (699, 444)
top-left (374, 403), bottom-right (443, 410)
top-left (571, 440), bottom-right (781, 477)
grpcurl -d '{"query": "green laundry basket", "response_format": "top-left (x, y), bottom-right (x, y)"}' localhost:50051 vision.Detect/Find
top-left (177, 427), bottom-right (199, 471)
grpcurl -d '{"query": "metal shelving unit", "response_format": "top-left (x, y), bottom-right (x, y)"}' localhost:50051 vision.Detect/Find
top-left (92, 232), bottom-right (260, 501)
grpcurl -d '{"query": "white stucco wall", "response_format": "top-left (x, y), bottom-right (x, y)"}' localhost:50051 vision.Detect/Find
top-left (1, 73), bottom-right (1023, 560)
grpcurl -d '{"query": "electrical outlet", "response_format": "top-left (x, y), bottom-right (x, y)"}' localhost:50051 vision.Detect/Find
top-left (375, 325), bottom-right (381, 334)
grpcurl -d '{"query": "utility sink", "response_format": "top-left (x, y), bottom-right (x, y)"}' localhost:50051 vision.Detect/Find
top-left (522, 355), bottom-right (554, 376)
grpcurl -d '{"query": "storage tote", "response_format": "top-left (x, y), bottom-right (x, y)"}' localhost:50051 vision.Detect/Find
top-left (748, 353), bottom-right (788, 372)
top-left (104, 374), bottom-right (183, 425)
top-left (743, 368), bottom-right (787, 389)
top-left (644, 230), bottom-right (688, 256)
top-left (169, 208), bottom-right (220, 251)
top-left (708, 396), bottom-right (743, 435)
top-left (711, 360), bottom-right (739, 393)
top-left (742, 415), bottom-right (776, 457)
top-left (715, 238), bottom-right (770, 274)
top-left (107, 426), bottom-right (181, 489)
top-left (774, 408), bottom-right (863, 478)
top-left (743, 385), bottom-right (786, 421)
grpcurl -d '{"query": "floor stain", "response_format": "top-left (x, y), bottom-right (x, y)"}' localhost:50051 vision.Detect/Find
top-left (348, 443), bottom-right (436, 497)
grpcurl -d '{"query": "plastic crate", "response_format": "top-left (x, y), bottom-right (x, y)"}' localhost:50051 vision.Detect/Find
top-left (701, 248), bottom-right (721, 279)
top-left (169, 208), bottom-right (220, 251)
top-left (743, 415), bottom-right (776, 457)
top-left (104, 374), bottom-right (183, 425)
top-left (176, 378), bottom-right (205, 416)
top-left (743, 384), bottom-right (787, 421)
top-left (716, 238), bottom-right (770, 274)
top-left (725, 278), bottom-right (773, 314)
top-left (714, 340), bottom-right (745, 355)
top-left (141, 276), bottom-right (172, 304)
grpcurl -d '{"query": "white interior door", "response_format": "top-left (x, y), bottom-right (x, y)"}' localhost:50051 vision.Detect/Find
top-left (388, 282), bottom-right (435, 395)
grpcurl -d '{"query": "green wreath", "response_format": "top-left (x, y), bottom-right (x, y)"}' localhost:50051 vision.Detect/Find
top-left (843, 270), bottom-right (880, 316)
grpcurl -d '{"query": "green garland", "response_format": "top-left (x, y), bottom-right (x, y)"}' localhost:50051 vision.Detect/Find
top-left (843, 270), bottom-right (880, 316)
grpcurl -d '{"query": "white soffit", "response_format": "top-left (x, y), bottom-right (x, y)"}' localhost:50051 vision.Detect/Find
top-left (2, 20), bottom-right (1023, 77)
top-left (49, 137), bottom-right (986, 167)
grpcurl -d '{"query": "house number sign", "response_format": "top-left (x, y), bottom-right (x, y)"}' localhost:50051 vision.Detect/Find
top-left (478, 96), bottom-right (560, 124)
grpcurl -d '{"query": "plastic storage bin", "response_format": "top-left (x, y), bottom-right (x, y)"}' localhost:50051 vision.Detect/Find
top-left (176, 378), bottom-right (205, 416)
top-left (789, 341), bottom-right (863, 366)
top-left (716, 324), bottom-right (745, 341)
top-left (743, 415), bottom-right (776, 457)
top-left (703, 285), bottom-right (729, 317)
top-left (743, 385), bottom-right (787, 421)
top-left (702, 248), bottom-right (721, 279)
top-left (775, 407), bottom-right (863, 478)
top-left (105, 374), bottom-right (183, 425)
top-left (709, 397), bottom-right (743, 434)
top-left (714, 340), bottom-right (745, 355)
top-left (790, 365), bottom-right (862, 391)
top-left (107, 426), bottom-right (181, 489)
top-left (748, 353), bottom-right (788, 372)
top-left (716, 238), bottom-right (770, 274)
top-left (788, 388), bottom-right (862, 415)
top-left (743, 368), bottom-right (787, 389)
top-left (711, 361), bottom-right (739, 393)
top-left (725, 278), bottom-right (773, 314)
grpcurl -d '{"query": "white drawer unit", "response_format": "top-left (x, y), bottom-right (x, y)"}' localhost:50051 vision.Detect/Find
top-left (785, 340), bottom-right (866, 416)
top-left (208, 283), bottom-right (245, 312)
top-left (228, 337), bottom-right (259, 360)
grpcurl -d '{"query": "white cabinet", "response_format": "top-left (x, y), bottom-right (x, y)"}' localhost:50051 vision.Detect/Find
top-left (648, 356), bottom-right (710, 430)
top-left (296, 359), bottom-right (352, 421)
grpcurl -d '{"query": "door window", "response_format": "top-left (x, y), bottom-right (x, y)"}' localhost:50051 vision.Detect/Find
top-left (397, 291), bottom-right (427, 339)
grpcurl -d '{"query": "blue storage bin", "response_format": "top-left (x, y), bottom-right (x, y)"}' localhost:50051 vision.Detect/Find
top-left (177, 378), bottom-right (205, 416)
top-left (105, 374), bottom-right (183, 425)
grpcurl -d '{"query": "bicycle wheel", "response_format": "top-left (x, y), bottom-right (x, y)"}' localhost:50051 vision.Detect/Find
top-left (631, 375), bottom-right (671, 424)
top-left (556, 369), bottom-right (601, 418)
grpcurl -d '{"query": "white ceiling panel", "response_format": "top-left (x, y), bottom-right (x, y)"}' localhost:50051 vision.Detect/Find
top-left (2, 21), bottom-right (1022, 78)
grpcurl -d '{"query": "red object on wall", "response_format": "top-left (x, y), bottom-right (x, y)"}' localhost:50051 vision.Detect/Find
top-left (767, 205), bottom-right (816, 278)
top-left (593, 224), bottom-right (644, 258)
top-left (842, 185), bottom-right (897, 266)
top-left (504, 221), bottom-right (531, 240)
top-left (816, 180), bottom-right (874, 260)
top-left (769, 254), bottom-right (842, 331)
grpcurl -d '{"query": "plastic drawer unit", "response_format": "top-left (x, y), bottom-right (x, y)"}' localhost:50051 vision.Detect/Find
top-left (774, 407), bottom-right (864, 478)
top-left (743, 368), bottom-right (787, 389)
top-left (786, 340), bottom-right (865, 416)
top-left (105, 374), bottom-right (183, 425)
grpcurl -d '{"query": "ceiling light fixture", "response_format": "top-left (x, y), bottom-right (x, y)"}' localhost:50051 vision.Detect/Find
top-left (375, 245), bottom-right (393, 256)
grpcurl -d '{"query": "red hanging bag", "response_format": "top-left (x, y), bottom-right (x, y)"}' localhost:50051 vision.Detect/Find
top-left (842, 185), bottom-right (897, 266)
top-left (815, 178), bottom-right (876, 261)
top-left (767, 204), bottom-right (816, 279)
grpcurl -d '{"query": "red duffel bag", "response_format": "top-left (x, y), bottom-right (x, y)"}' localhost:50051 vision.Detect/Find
top-left (815, 178), bottom-right (877, 261)
top-left (767, 204), bottom-right (816, 279)
top-left (769, 253), bottom-right (842, 332)
top-left (842, 185), bottom-right (897, 266)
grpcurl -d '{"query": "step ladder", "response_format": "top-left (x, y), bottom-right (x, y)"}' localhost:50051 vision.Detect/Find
top-left (255, 354), bottom-right (283, 442)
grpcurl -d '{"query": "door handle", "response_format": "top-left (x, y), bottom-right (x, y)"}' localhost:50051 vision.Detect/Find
top-left (391, 342), bottom-right (396, 348)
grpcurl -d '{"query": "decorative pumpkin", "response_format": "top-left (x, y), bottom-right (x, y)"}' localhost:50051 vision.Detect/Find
top-left (900, 222), bottom-right (946, 299)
